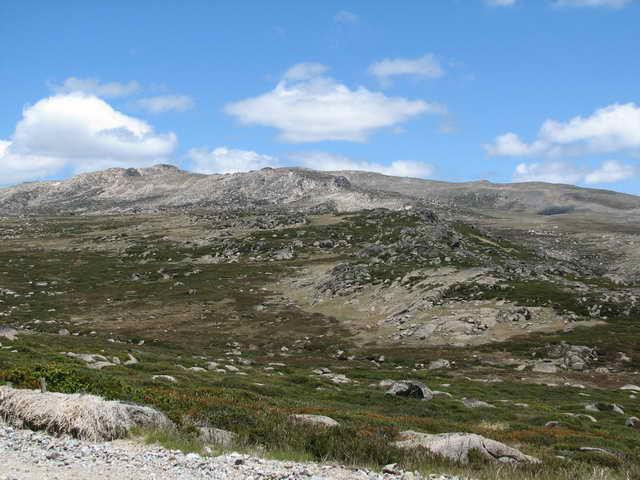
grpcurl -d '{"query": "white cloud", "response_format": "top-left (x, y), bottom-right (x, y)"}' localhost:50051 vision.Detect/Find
top-left (282, 63), bottom-right (329, 82)
top-left (50, 77), bottom-right (140, 98)
top-left (514, 160), bottom-right (636, 185)
top-left (584, 160), bottom-right (637, 184)
top-left (553, 0), bottom-right (631, 7)
top-left (334, 10), bottom-right (359, 23)
top-left (486, 0), bottom-right (517, 6)
top-left (188, 147), bottom-right (277, 174)
top-left (225, 62), bottom-right (439, 143)
top-left (0, 93), bottom-right (176, 184)
top-left (0, 140), bottom-right (10, 157)
top-left (291, 152), bottom-right (435, 178)
top-left (485, 132), bottom-right (537, 156)
top-left (186, 147), bottom-right (435, 179)
top-left (486, 103), bottom-right (640, 157)
top-left (134, 95), bottom-right (194, 113)
top-left (369, 54), bottom-right (445, 83)
top-left (514, 162), bottom-right (584, 184)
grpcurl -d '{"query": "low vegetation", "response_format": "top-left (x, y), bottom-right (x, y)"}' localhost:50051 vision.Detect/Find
top-left (0, 209), bottom-right (638, 478)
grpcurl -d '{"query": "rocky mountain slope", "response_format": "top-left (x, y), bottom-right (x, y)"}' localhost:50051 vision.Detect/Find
top-left (1, 181), bottom-right (639, 478)
top-left (338, 170), bottom-right (640, 216)
top-left (1, 164), bottom-right (639, 217)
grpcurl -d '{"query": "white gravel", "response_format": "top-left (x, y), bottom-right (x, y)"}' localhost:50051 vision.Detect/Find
top-left (0, 423), bottom-right (466, 480)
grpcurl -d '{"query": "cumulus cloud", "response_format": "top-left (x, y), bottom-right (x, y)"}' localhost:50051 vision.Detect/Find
top-left (553, 0), bottom-right (631, 7)
top-left (188, 147), bottom-right (277, 174)
top-left (486, 103), bottom-right (640, 158)
top-left (134, 94), bottom-right (194, 114)
top-left (186, 146), bottom-right (434, 179)
top-left (514, 160), bottom-right (636, 185)
top-left (225, 63), bottom-right (439, 143)
top-left (290, 152), bottom-right (435, 178)
top-left (334, 10), bottom-right (359, 23)
top-left (584, 160), bottom-right (637, 184)
top-left (485, 132), bottom-right (537, 156)
top-left (486, 0), bottom-right (517, 7)
top-left (514, 162), bottom-right (584, 184)
top-left (49, 77), bottom-right (140, 98)
top-left (0, 93), bottom-right (176, 184)
top-left (369, 54), bottom-right (444, 84)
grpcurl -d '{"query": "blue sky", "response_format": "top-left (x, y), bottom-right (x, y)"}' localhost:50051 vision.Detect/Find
top-left (1, 0), bottom-right (639, 194)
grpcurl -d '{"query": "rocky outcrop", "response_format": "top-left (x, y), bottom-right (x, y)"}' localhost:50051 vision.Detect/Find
top-left (392, 431), bottom-right (539, 464)
top-left (547, 343), bottom-right (597, 371)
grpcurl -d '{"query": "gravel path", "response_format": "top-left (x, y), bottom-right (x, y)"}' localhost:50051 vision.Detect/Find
top-left (0, 424), bottom-right (463, 480)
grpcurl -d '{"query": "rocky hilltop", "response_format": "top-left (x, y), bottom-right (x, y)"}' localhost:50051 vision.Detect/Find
top-left (0, 165), bottom-right (403, 215)
top-left (1, 164), bottom-right (639, 217)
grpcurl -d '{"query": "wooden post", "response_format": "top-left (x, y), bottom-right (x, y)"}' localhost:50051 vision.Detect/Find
top-left (39, 377), bottom-right (47, 393)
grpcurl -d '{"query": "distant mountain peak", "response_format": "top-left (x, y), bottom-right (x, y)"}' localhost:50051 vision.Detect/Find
top-left (0, 165), bottom-right (638, 217)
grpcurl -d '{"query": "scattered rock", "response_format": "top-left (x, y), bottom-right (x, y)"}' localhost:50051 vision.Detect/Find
top-left (124, 353), bottom-right (139, 366)
top-left (547, 342), bottom-right (597, 371)
top-left (620, 384), bottom-right (640, 393)
top-left (273, 248), bottom-right (294, 260)
top-left (626, 416), bottom-right (640, 430)
top-left (152, 375), bottom-right (177, 383)
top-left (562, 412), bottom-right (597, 423)
top-left (618, 352), bottom-right (632, 363)
top-left (64, 352), bottom-right (118, 369)
top-left (383, 380), bottom-right (433, 400)
top-left (382, 463), bottom-right (401, 474)
top-left (532, 361), bottom-right (558, 374)
top-left (585, 403), bottom-right (624, 415)
top-left (462, 398), bottom-right (495, 409)
top-left (88, 361), bottom-right (117, 370)
top-left (0, 326), bottom-right (18, 340)
top-left (428, 359), bottom-right (451, 371)
top-left (314, 369), bottom-right (352, 384)
top-left (290, 414), bottom-right (340, 428)
top-left (497, 307), bottom-right (531, 323)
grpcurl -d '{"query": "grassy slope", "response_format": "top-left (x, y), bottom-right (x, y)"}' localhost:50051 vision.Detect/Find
top-left (0, 212), bottom-right (639, 479)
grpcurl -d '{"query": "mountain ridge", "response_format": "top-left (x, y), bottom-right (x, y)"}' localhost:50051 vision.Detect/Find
top-left (1, 164), bottom-right (639, 216)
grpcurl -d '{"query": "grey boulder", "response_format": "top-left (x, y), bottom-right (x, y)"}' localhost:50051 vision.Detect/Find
top-left (392, 431), bottom-right (539, 464)
top-left (289, 414), bottom-right (339, 428)
top-left (383, 381), bottom-right (433, 400)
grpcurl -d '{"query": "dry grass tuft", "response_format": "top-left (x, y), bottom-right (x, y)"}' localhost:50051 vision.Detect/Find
top-left (0, 385), bottom-right (171, 441)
